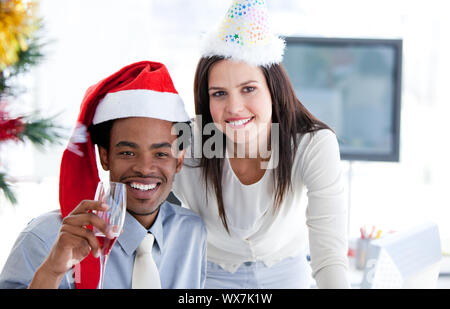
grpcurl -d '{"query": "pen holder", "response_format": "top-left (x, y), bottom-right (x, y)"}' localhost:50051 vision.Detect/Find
top-left (355, 238), bottom-right (371, 270)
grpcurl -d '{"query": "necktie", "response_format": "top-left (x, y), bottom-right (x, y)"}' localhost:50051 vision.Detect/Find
top-left (132, 233), bottom-right (161, 289)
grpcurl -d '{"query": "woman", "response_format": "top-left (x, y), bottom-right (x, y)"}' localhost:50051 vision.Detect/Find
top-left (173, 0), bottom-right (349, 288)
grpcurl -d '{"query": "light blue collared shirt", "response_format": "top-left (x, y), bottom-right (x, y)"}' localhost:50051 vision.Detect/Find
top-left (0, 201), bottom-right (207, 289)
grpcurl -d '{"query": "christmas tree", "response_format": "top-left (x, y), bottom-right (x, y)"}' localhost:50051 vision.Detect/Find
top-left (1, 0), bottom-right (64, 204)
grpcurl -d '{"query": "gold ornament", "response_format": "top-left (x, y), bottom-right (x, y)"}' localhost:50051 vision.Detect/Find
top-left (0, 0), bottom-right (38, 70)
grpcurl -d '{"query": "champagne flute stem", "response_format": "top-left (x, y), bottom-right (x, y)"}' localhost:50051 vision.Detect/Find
top-left (98, 254), bottom-right (109, 289)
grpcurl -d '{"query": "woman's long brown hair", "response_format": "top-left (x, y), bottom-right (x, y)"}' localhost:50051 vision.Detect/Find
top-left (193, 56), bottom-right (331, 233)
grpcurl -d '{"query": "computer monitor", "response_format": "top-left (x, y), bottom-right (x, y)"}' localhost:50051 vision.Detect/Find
top-left (283, 37), bottom-right (403, 162)
top-left (360, 222), bottom-right (442, 289)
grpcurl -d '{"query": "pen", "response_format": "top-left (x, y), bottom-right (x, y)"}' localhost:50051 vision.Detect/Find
top-left (360, 227), bottom-right (365, 239)
top-left (375, 230), bottom-right (382, 239)
top-left (368, 225), bottom-right (376, 239)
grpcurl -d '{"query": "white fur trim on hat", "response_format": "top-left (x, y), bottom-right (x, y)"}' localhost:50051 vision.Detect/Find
top-left (201, 29), bottom-right (285, 67)
top-left (92, 89), bottom-right (190, 125)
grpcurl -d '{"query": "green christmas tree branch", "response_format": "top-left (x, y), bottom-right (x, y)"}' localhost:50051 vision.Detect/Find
top-left (0, 113), bottom-right (66, 204)
top-left (18, 113), bottom-right (66, 149)
top-left (11, 19), bottom-right (47, 75)
top-left (0, 172), bottom-right (17, 205)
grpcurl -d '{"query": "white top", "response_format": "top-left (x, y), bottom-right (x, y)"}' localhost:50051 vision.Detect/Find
top-left (173, 129), bottom-right (349, 288)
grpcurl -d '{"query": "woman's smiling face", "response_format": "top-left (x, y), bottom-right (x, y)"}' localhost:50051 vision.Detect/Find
top-left (207, 59), bottom-right (273, 146)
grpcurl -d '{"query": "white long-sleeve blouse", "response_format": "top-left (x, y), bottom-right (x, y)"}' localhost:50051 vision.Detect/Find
top-left (173, 128), bottom-right (349, 288)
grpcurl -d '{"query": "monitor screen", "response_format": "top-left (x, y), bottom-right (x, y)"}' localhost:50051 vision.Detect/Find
top-left (283, 37), bottom-right (402, 162)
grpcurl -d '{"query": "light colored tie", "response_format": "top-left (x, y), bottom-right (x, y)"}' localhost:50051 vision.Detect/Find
top-left (132, 233), bottom-right (161, 289)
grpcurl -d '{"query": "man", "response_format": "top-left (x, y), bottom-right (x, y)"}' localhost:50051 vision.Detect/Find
top-left (0, 61), bottom-right (206, 289)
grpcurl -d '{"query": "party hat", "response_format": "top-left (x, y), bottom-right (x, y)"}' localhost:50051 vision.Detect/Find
top-left (201, 0), bottom-right (285, 67)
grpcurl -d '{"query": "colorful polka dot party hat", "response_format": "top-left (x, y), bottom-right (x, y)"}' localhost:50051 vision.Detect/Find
top-left (201, 0), bottom-right (285, 67)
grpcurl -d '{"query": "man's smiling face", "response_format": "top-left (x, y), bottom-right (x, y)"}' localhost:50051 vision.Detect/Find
top-left (99, 117), bottom-right (183, 224)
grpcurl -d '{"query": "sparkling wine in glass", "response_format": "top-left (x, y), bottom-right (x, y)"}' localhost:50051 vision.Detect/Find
top-left (93, 181), bottom-right (126, 289)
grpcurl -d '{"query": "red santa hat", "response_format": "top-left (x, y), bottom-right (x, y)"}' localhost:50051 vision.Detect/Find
top-left (59, 61), bottom-right (189, 289)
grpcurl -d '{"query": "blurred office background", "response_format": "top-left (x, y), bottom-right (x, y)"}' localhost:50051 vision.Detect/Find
top-left (1, 0), bottom-right (449, 275)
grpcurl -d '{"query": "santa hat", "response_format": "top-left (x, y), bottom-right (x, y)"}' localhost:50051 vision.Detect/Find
top-left (59, 61), bottom-right (189, 289)
top-left (201, 0), bottom-right (285, 67)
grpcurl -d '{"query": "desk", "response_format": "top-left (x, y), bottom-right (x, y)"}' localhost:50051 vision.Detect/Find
top-left (347, 256), bottom-right (450, 289)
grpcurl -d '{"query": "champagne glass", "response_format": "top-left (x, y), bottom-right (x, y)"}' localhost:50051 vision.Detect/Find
top-left (93, 181), bottom-right (126, 289)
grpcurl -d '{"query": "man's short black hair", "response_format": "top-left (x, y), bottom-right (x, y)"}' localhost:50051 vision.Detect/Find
top-left (89, 120), bottom-right (115, 150)
top-left (88, 119), bottom-right (191, 151)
